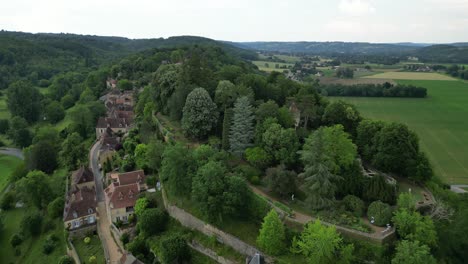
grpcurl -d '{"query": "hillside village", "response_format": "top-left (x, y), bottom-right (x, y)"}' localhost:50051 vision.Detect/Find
top-left (0, 29), bottom-right (467, 264)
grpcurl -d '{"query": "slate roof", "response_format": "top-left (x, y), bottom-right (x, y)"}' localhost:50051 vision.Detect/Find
top-left (96, 117), bottom-right (133, 129)
top-left (114, 170), bottom-right (146, 186)
top-left (63, 186), bottom-right (97, 221)
top-left (105, 183), bottom-right (139, 209)
top-left (72, 166), bottom-right (94, 185)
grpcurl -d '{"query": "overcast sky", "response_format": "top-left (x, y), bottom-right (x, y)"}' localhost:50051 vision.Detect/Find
top-left (1, 0), bottom-right (467, 43)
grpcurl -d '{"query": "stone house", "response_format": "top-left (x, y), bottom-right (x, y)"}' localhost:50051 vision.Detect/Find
top-left (104, 170), bottom-right (147, 224)
top-left (96, 117), bottom-right (133, 139)
top-left (63, 167), bottom-right (98, 235)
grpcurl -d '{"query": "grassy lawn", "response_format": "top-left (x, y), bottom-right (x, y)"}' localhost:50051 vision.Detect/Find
top-left (0, 208), bottom-right (27, 263)
top-left (363, 71), bottom-right (456, 80)
top-left (330, 80), bottom-right (468, 184)
top-left (72, 235), bottom-right (105, 264)
top-left (0, 209), bottom-right (67, 264)
top-left (0, 154), bottom-right (22, 193)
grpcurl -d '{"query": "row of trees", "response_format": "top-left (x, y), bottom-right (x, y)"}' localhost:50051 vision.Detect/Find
top-left (321, 83), bottom-right (427, 98)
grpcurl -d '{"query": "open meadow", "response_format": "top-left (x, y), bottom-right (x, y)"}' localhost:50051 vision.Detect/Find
top-left (363, 72), bottom-right (456, 80)
top-left (331, 80), bottom-right (468, 184)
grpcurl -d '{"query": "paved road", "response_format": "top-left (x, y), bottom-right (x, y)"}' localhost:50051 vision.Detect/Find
top-left (90, 141), bottom-right (105, 201)
top-left (89, 140), bottom-right (122, 263)
top-left (0, 147), bottom-right (23, 160)
top-left (451, 185), bottom-right (468, 193)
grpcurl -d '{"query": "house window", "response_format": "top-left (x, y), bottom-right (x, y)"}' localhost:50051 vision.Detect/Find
top-left (88, 208), bottom-right (94, 214)
top-left (73, 220), bottom-right (80, 228)
top-left (122, 216), bottom-right (128, 222)
top-left (88, 216), bottom-right (95, 224)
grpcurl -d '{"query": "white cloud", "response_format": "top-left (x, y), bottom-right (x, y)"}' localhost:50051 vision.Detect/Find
top-left (339, 0), bottom-right (376, 16)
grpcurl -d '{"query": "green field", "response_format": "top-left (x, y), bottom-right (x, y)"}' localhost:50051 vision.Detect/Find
top-left (331, 80), bottom-right (468, 184)
top-left (0, 154), bottom-right (23, 192)
top-left (363, 72), bottom-right (456, 81)
top-left (253, 60), bottom-right (293, 72)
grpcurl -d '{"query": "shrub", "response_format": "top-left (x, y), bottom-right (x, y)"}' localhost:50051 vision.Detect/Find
top-left (139, 208), bottom-right (168, 236)
top-left (342, 195), bottom-right (365, 217)
top-left (120, 232), bottom-right (130, 244)
top-left (248, 193), bottom-right (272, 223)
top-left (367, 201), bottom-right (392, 227)
top-left (157, 234), bottom-right (190, 264)
top-left (43, 218), bottom-right (56, 232)
top-left (84, 236), bottom-right (91, 244)
top-left (10, 233), bottom-right (23, 247)
top-left (43, 234), bottom-right (58, 254)
top-left (89, 256), bottom-right (97, 263)
top-left (0, 191), bottom-right (15, 210)
top-left (235, 164), bottom-right (261, 184)
top-left (48, 197), bottom-right (65, 218)
top-left (21, 210), bottom-right (43, 237)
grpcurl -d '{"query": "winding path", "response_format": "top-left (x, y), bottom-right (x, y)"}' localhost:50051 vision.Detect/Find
top-left (249, 184), bottom-right (392, 242)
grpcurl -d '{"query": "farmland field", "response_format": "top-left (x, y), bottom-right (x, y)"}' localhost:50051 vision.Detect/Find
top-left (331, 80), bottom-right (468, 184)
top-left (253, 60), bottom-right (293, 72)
top-left (363, 72), bottom-right (456, 80)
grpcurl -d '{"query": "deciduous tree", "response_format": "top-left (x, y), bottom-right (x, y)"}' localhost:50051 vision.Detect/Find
top-left (257, 210), bottom-right (285, 255)
top-left (181, 87), bottom-right (218, 139)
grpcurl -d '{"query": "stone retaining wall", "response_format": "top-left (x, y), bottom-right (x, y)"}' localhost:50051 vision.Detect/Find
top-left (162, 190), bottom-right (274, 263)
top-left (188, 240), bottom-right (237, 264)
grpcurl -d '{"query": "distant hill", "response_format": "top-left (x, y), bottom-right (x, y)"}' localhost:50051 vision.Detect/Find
top-left (416, 44), bottom-right (468, 63)
top-left (230, 41), bottom-right (468, 63)
top-left (0, 30), bottom-right (256, 89)
top-left (228, 41), bottom-right (418, 55)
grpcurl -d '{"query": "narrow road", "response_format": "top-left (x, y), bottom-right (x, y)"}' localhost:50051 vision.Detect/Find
top-left (451, 185), bottom-right (468, 193)
top-left (89, 140), bottom-right (122, 263)
top-left (0, 147), bottom-right (24, 159)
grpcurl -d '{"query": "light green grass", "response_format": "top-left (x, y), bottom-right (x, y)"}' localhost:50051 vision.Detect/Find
top-left (363, 72), bottom-right (456, 80)
top-left (72, 235), bottom-right (105, 264)
top-left (0, 208), bottom-right (27, 263)
top-left (0, 94), bottom-right (10, 119)
top-left (20, 218), bottom-right (68, 264)
top-left (0, 154), bottom-right (22, 192)
top-left (331, 80), bottom-right (468, 184)
top-left (0, 209), bottom-right (67, 264)
top-left (253, 61), bottom-right (293, 72)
